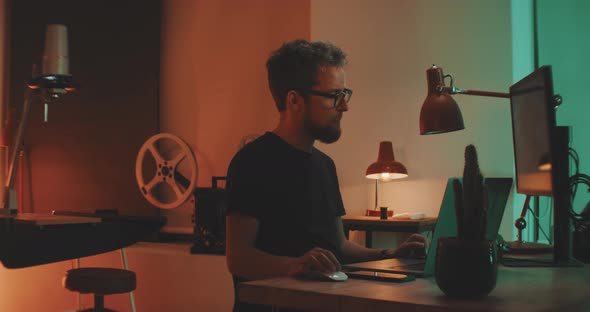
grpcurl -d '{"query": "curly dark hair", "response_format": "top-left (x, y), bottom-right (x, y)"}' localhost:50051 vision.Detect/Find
top-left (266, 39), bottom-right (347, 112)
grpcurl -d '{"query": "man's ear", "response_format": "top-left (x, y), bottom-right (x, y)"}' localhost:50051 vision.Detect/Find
top-left (286, 90), bottom-right (301, 112)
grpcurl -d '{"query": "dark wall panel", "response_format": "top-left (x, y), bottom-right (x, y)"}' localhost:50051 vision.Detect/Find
top-left (9, 0), bottom-right (160, 216)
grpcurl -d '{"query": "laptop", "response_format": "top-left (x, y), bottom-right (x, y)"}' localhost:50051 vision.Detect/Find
top-left (343, 177), bottom-right (513, 277)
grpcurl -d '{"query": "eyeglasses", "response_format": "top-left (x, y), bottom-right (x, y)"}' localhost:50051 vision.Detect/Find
top-left (298, 88), bottom-right (353, 108)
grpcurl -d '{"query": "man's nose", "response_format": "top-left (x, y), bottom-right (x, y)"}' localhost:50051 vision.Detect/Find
top-left (336, 98), bottom-right (349, 112)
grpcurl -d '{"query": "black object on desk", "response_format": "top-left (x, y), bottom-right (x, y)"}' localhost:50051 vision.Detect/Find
top-left (379, 207), bottom-right (388, 220)
top-left (174, 172), bottom-right (228, 254)
top-left (191, 176), bottom-right (227, 255)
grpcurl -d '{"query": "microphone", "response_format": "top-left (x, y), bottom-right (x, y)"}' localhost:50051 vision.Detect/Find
top-left (28, 24), bottom-right (79, 122)
top-left (27, 24), bottom-right (78, 93)
top-left (42, 24), bottom-right (70, 77)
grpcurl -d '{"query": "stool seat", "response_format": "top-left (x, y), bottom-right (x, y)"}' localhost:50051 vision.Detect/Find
top-left (64, 268), bottom-right (136, 295)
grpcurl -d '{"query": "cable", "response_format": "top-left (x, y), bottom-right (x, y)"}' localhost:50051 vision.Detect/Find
top-left (569, 147), bottom-right (580, 175)
top-left (569, 147), bottom-right (580, 204)
top-left (537, 196), bottom-right (551, 219)
top-left (568, 146), bottom-right (589, 222)
top-left (527, 206), bottom-right (552, 243)
top-left (569, 173), bottom-right (590, 220)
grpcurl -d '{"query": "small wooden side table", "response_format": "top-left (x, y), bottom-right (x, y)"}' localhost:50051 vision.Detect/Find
top-left (342, 215), bottom-right (437, 248)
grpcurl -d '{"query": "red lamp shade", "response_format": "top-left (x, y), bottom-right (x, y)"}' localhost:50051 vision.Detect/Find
top-left (365, 141), bottom-right (408, 181)
top-left (419, 65), bottom-right (464, 135)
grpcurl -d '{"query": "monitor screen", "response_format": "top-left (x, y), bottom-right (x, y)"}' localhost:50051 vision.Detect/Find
top-left (509, 66), bottom-right (556, 196)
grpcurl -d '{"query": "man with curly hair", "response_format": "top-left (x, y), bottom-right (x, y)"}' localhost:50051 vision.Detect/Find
top-left (226, 40), bottom-right (426, 312)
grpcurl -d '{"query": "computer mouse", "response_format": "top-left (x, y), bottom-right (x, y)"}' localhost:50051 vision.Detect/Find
top-left (321, 271), bottom-right (348, 282)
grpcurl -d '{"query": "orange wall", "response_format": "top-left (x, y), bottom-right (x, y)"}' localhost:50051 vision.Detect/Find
top-left (0, 1), bottom-right (310, 311)
top-left (160, 0), bottom-right (311, 229)
top-left (160, 0), bottom-right (310, 181)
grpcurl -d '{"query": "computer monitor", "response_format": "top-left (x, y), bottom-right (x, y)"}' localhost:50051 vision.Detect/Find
top-left (509, 65), bottom-right (576, 265)
top-left (510, 66), bottom-right (554, 196)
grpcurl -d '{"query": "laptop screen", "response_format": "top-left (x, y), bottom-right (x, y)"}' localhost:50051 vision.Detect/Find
top-left (422, 177), bottom-right (512, 276)
top-left (344, 177), bottom-right (512, 277)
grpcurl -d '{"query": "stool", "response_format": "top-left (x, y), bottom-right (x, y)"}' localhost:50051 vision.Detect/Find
top-left (64, 268), bottom-right (136, 312)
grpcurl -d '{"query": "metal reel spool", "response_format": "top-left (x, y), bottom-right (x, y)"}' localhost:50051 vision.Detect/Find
top-left (135, 133), bottom-right (198, 209)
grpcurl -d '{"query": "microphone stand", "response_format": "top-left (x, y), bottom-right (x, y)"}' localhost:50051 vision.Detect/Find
top-left (1, 24), bottom-right (78, 215)
top-left (0, 88), bottom-right (41, 215)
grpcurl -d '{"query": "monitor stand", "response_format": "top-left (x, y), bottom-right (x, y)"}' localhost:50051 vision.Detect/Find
top-left (503, 127), bottom-right (583, 267)
top-left (506, 241), bottom-right (553, 254)
top-left (505, 195), bottom-right (554, 255)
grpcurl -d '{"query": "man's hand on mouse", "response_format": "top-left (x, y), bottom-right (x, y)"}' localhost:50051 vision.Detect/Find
top-left (382, 234), bottom-right (428, 259)
top-left (288, 247), bottom-right (341, 277)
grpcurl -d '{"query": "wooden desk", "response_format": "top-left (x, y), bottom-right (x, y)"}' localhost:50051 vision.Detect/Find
top-left (239, 265), bottom-right (590, 311)
top-left (342, 216), bottom-right (437, 247)
top-left (0, 212), bottom-right (165, 268)
top-left (13, 213), bottom-right (101, 225)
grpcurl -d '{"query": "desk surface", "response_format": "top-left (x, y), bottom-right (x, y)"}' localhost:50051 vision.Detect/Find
top-left (0, 211), bottom-right (165, 268)
top-left (239, 265), bottom-right (590, 311)
top-left (11, 213), bottom-right (101, 225)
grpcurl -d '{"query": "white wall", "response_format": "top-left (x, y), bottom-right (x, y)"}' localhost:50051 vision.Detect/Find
top-left (311, 0), bottom-right (515, 243)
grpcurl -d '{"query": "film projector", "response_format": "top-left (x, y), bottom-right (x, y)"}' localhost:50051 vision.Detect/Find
top-left (135, 133), bottom-right (227, 254)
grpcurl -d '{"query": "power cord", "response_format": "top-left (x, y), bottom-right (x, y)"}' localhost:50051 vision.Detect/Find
top-left (568, 147), bottom-right (590, 223)
top-left (526, 206), bottom-right (552, 244)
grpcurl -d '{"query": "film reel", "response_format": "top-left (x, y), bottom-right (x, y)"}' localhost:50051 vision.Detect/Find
top-left (135, 133), bottom-right (197, 209)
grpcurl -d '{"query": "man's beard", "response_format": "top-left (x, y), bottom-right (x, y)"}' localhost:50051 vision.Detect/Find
top-left (304, 117), bottom-right (342, 144)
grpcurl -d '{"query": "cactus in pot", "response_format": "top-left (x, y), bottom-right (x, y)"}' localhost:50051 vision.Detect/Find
top-left (453, 145), bottom-right (487, 240)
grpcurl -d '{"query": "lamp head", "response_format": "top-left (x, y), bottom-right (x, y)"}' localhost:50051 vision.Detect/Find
top-left (365, 141), bottom-right (408, 181)
top-left (419, 65), bottom-right (464, 135)
top-left (26, 24), bottom-right (79, 97)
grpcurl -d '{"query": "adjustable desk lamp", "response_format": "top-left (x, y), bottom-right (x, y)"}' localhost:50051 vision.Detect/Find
top-left (419, 65), bottom-right (510, 135)
top-left (418, 65), bottom-right (544, 252)
top-left (365, 141), bottom-right (408, 216)
top-left (1, 24), bottom-right (78, 215)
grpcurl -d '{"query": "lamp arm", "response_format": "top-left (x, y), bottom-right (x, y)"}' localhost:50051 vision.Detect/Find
top-left (2, 89), bottom-right (38, 211)
top-left (437, 86), bottom-right (510, 98)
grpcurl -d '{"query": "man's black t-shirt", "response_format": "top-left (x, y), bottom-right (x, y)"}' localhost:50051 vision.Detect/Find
top-left (227, 131), bottom-right (346, 261)
top-left (226, 132), bottom-right (347, 312)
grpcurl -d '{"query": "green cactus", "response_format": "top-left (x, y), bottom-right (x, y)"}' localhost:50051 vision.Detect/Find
top-left (453, 145), bottom-right (487, 240)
